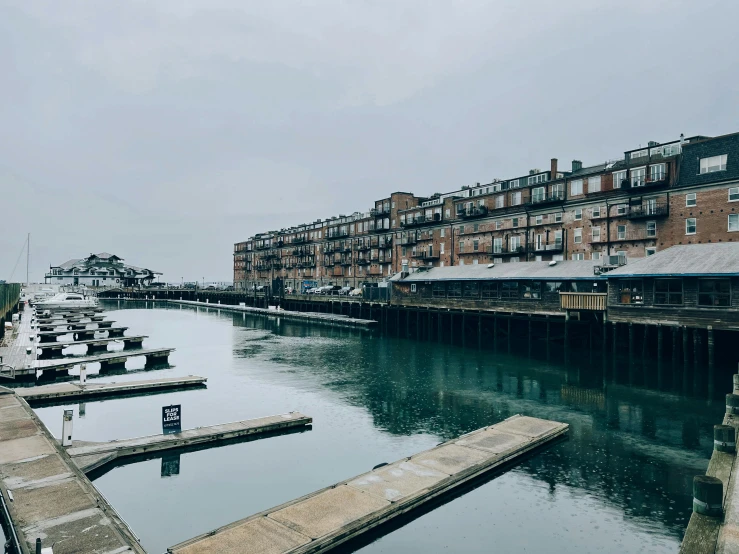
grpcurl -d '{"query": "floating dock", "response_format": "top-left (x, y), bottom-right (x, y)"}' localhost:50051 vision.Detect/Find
top-left (36, 334), bottom-right (147, 357)
top-left (14, 347), bottom-right (175, 377)
top-left (37, 325), bottom-right (129, 342)
top-left (16, 375), bottom-right (207, 402)
top-left (0, 387), bottom-right (145, 553)
top-left (37, 319), bottom-right (115, 332)
top-left (167, 299), bottom-right (377, 329)
top-left (168, 414), bottom-right (568, 554)
top-left (68, 412), bottom-right (312, 474)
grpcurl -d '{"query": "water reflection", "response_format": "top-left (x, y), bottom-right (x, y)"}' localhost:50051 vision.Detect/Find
top-left (30, 301), bottom-right (723, 553)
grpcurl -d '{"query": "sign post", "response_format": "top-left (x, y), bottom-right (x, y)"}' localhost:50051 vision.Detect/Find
top-left (162, 404), bottom-right (181, 434)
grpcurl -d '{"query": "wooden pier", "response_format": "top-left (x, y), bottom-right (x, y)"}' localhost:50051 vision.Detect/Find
top-left (0, 387), bottom-right (145, 553)
top-left (68, 412), bottom-right (312, 474)
top-left (168, 414), bottom-right (568, 554)
top-left (36, 334), bottom-right (147, 357)
top-left (13, 347), bottom-right (175, 377)
top-left (37, 319), bottom-right (114, 331)
top-left (16, 375), bottom-right (207, 402)
top-left (37, 325), bottom-right (129, 342)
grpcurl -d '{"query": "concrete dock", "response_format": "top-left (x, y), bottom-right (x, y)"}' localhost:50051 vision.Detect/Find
top-left (0, 387), bottom-right (145, 553)
top-left (16, 375), bottom-right (207, 402)
top-left (168, 414), bottom-right (568, 553)
top-left (166, 299), bottom-right (377, 329)
top-left (68, 412), bottom-right (312, 474)
top-left (36, 334), bottom-right (147, 357)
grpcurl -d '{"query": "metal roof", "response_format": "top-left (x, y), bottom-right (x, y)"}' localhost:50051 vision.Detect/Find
top-left (606, 243), bottom-right (739, 277)
top-left (398, 260), bottom-right (604, 282)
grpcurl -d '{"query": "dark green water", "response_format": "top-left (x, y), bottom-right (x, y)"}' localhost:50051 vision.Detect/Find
top-left (31, 301), bottom-right (724, 553)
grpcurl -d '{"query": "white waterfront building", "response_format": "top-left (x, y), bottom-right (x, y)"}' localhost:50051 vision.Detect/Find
top-left (45, 252), bottom-right (161, 288)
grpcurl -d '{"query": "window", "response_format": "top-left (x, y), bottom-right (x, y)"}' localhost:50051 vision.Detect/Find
top-left (592, 206), bottom-right (601, 218)
top-left (686, 218), bottom-right (697, 235)
top-left (650, 163), bottom-right (666, 181)
top-left (698, 279), bottom-right (731, 307)
top-left (572, 253), bottom-right (584, 260)
top-left (501, 281), bottom-right (519, 299)
top-left (646, 247), bottom-right (656, 256)
top-left (631, 167), bottom-right (646, 187)
top-left (445, 209), bottom-right (451, 218)
top-left (574, 208), bottom-right (582, 220)
top-left (613, 170), bottom-right (627, 188)
top-left (616, 204), bottom-right (627, 216)
top-left (729, 214), bottom-right (739, 232)
top-left (458, 241), bottom-right (464, 253)
top-left (509, 179), bottom-right (519, 188)
top-left (447, 283), bottom-right (462, 298)
top-left (618, 279), bottom-right (644, 304)
top-left (535, 215), bottom-right (543, 225)
top-left (512, 217), bottom-right (519, 228)
top-left (554, 212), bottom-right (562, 223)
top-left (440, 243), bottom-right (445, 254)
top-left (588, 176), bottom-right (602, 193)
top-left (700, 154), bottom-right (728, 174)
top-left (532, 187), bottom-right (545, 202)
top-left (410, 284), bottom-right (417, 293)
top-left (493, 237), bottom-right (503, 254)
top-left (522, 282), bottom-right (541, 299)
top-left (473, 240), bottom-right (479, 251)
top-left (574, 228), bottom-right (582, 244)
top-left (495, 195), bottom-right (505, 209)
top-left (459, 226), bottom-right (465, 234)
top-left (473, 223), bottom-right (479, 233)
top-left (591, 227), bottom-right (601, 242)
top-left (647, 221), bottom-right (657, 237)
top-left (481, 282), bottom-right (498, 299)
top-left (402, 247), bottom-right (407, 256)
top-left (592, 251), bottom-right (601, 261)
top-left (473, 259), bottom-right (479, 265)
top-left (686, 193), bottom-right (696, 207)
top-left (528, 174), bottom-right (546, 185)
top-left (631, 149), bottom-right (648, 159)
top-left (463, 282), bottom-right (479, 298)
top-left (655, 279), bottom-right (683, 305)
top-left (512, 191), bottom-right (522, 205)
top-left (617, 225), bottom-right (626, 240)
top-left (495, 220), bottom-right (502, 230)
top-left (432, 283), bottom-right (446, 298)
top-left (510, 235), bottom-right (521, 250)
top-left (544, 282), bottom-right (563, 293)
top-left (570, 179), bottom-right (583, 196)
top-left (391, 201), bottom-right (395, 209)
top-left (730, 187), bottom-right (739, 202)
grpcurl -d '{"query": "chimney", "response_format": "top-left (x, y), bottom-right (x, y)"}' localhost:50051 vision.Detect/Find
top-left (572, 160), bottom-right (582, 172)
top-left (551, 158), bottom-right (558, 178)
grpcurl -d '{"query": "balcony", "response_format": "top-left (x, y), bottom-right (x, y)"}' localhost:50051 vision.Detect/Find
top-left (324, 259), bottom-right (336, 267)
top-left (457, 206), bottom-right (488, 219)
top-left (370, 226), bottom-right (389, 234)
top-left (400, 235), bottom-right (417, 245)
top-left (370, 237), bottom-right (392, 248)
top-left (340, 258), bottom-right (352, 266)
top-left (559, 292), bottom-right (607, 311)
top-left (263, 252), bottom-right (279, 259)
top-left (613, 230), bottom-right (658, 242)
top-left (356, 244), bottom-right (370, 252)
top-left (528, 240), bottom-right (564, 253)
top-left (341, 245), bottom-right (352, 252)
top-left (623, 174), bottom-right (670, 192)
top-left (626, 202), bottom-right (669, 219)
top-left (369, 267), bottom-right (384, 276)
top-left (327, 230), bottom-right (350, 239)
top-left (527, 193), bottom-right (565, 207)
top-left (323, 245), bottom-right (336, 254)
top-left (255, 244), bottom-right (271, 251)
top-left (292, 237), bottom-right (307, 244)
top-left (412, 251), bottom-right (440, 260)
top-left (401, 214), bottom-right (442, 228)
top-left (356, 258), bottom-right (371, 266)
top-left (371, 207), bottom-right (391, 217)
top-left (486, 245), bottom-right (527, 257)
top-left (256, 264), bottom-right (270, 271)
top-left (272, 262), bottom-right (283, 270)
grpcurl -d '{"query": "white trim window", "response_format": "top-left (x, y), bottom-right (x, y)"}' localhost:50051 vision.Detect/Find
top-left (617, 225), bottom-right (626, 240)
top-left (493, 237), bottom-right (502, 254)
top-left (650, 163), bottom-right (666, 182)
top-left (631, 149), bottom-right (648, 159)
top-left (552, 183), bottom-right (564, 198)
top-left (592, 206), bottom-right (601, 218)
top-left (572, 253), bottom-right (584, 261)
top-left (495, 195), bottom-right (505, 209)
top-left (509, 178), bottom-right (520, 188)
top-left (730, 187), bottom-right (739, 202)
top-left (535, 215), bottom-right (543, 225)
top-left (592, 251), bottom-right (601, 261)
top-left (686, 193), bottom-right (697, 207)
top-left (570, 179), bottom-right (583, 196)
top-left (631, 167), bottom-right (646, 187)
top-left (495, 220), bottom-right (502, 230)
top-left (588, 176), bottom-right (601, 193)
top-left (646, 247), bottom-right (657, 256)
top-left (532, 186), bottom-right (546, 202)
top-left (510, 235), bottom-right (521, 250)
top-left (574, 228), bottom-right (582, 244)
top-left (591, 227), bottom-right (601, 242)
top-left (616, 204), bottom-right (627, 216)
top-left (700, 154), bottom-right (728, 174)
top-left (647, 221), bottom-right (657, 238)
top-left (511, 191), bottom-right (522, 206)
top-left (528, 174), bottom-right (547, 185)
top-left (574, 208), bottom-right (582, 220)
top-left (410, 284), bottom-right (416, 292)
top-left (553, 212), bottom-right (562, 223)
top-left (613, 170), bottom-right (627, 188)
top-left (729, 214), bottom-right (739, 232)
top-left (686, 218), bottom-right (697, 235)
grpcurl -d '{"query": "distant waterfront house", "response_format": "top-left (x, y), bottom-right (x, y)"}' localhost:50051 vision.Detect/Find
top-left (605, 243), bottom-right (739, 330)
top-left (44, 252), bottom-right (161, 288)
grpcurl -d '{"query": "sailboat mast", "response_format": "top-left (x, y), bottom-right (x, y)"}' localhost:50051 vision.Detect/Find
top-left (26, 233), bottom-right (30, 285)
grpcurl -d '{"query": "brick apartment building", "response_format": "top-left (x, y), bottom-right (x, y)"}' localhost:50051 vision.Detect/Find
top-left (234, 131), bottom-right (739, 291)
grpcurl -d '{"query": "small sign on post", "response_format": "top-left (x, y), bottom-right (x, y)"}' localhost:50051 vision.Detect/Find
top-left (162, 404), bottom-right (181, 434)
top-left (62, 409), bottom-right (73, 447)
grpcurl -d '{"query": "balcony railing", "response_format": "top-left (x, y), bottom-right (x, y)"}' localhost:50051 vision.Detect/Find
top-left (412, 251), bottom-right (440, 260)
top-left (527, 193), bottom-right (565, 207)
top-left (401, 214), bottom-right (442, 228)
top-left (613, 230), bottom-right (658, 242)
top-left (626, 203), bottom-right (669, 219)
top-left (356, 258), bottom-right (371, 265)
top-left (327, 230), bottom-right (350, 238)
top-left (528, 240), bottom-right (564, 253)
top-left (292, 237), bottom-right (307, 244)
top-left (456, 206), bottom-right (488, 219)
top-left (255, 244), bottom-right (271, 250)
top-left (370, 207), bottom-right (391, 217)
top-left (559, 292), bottom-right (607, 311)
top-left (486, 245), bottom-right (527, 256)
top-left (400, 235), bottom-right (417, 245)
top-left (340, 259), bottom-right (352, 266)
top-left (621, 174), bottom-right (669, 192)
top-left (356, 244), bottom-right (370, 252)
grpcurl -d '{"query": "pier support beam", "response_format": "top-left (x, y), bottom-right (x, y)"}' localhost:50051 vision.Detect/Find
top-left (683, 326), bottom-right (689, 367)
top-left (708, 326), bottom-right (715, 372)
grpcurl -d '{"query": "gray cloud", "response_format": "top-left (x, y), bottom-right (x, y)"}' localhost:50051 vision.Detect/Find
top-left (2, 0), bottom-right (738, 282)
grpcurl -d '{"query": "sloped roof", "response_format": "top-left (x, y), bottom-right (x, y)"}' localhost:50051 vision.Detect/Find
top-left (607, 243), bottom-right (739, 277)
top-left (89, 252), bottom-right (121, 260)
top-left (398, 260), bottom-right (604, 282)
top-left (58, 258), bottom-right (83, 270)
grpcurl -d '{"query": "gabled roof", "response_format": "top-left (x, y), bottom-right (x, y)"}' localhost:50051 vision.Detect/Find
top-left (89, 252), bottom-right (121, 260)
top-left (57, 258), bottom-right (83, 270)
top-left (397, 260), bottom-right (604, 282)
top-left (606, 243), bottom-right (739, 277)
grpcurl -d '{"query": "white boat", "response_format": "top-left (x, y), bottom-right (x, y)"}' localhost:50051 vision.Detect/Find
top-left (34, 292), bottom-right (99, 310)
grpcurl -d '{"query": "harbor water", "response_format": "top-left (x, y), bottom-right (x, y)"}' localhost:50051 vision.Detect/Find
top-left (31, 301), bottom-right (724, 553)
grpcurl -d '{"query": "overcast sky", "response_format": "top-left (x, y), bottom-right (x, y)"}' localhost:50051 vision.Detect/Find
top-left (2, 0), bottom-right (738, 283)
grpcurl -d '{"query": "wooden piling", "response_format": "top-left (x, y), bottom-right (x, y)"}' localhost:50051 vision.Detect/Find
top-left (708, 326), bottom-right (715, 371)
top-left (657, 325), bottom-right (663, 362)
top-left (683, 326), bottom-right (689, 367)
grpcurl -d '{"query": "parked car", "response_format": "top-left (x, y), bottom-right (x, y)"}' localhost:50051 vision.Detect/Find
top-left (285, 287), bottom-right (295, 294)
top-left (255, 285), bottom-right (267, 292)
top-left (306, 287), bottom-right (319, 294)
top-left (349, 288), bottom-right (363, 297)
top-left (339, 286), bottom-right (352, 295)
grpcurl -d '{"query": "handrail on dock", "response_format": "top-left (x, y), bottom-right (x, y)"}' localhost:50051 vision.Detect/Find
top-left (559, 292), bottom-right (607, 311)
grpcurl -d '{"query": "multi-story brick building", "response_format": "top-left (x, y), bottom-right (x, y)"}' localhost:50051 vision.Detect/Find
top-left (234, 131), bottom-right (739, 291)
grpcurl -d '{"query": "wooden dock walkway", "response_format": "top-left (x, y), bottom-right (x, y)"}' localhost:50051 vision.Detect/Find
top-left (168, 414), bottom-right (568, 554)
top-left (14, 347), bottom-right (175, 377)
top-left (16, 375), bottom-right (207, 402)
top-left (37, 314), bottom-right (106, 324)
top-left (68, 412), bottom-right (312, 474)
top-left (169, 299), bottom-right (377, 329)
top-left (37, 319), bottom-right (114, 331)
top-left (36, 334), bottom-right (147, 357)
top-left (0, 387), bottom-right (145, 553)
top-left (37, 325), bottom-right (128, 342)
